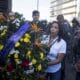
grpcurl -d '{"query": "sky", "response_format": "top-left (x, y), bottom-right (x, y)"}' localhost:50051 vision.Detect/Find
top-left (12, 0), bottom-right (50, 21)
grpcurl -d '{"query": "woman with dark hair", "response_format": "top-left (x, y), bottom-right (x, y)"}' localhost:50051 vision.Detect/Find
top-left (41, 21), bottom-right (67, 80)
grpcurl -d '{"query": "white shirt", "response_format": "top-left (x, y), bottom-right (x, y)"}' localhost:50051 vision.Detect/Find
top-left (41, 35), bottom-right (67, 73)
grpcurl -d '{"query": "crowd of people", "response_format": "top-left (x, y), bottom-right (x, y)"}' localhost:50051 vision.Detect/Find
top-left (31, 10), bottom-right (80, 80)
top-left (0, 10), bottom-right (80, 80)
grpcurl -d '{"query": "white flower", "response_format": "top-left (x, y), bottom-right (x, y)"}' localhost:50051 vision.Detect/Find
top-left (4, 26), bottom-right (7, 29)
top-left (0, 25), bottom-right (8, 30)
top-left (24, 68), bottom-right (34, 74)
top-left (9, 48), bottom-right (19, 54)
top-left (0, 26), bottom-right (4, 30)
top-left (12, 18), bottom-right (20, 26)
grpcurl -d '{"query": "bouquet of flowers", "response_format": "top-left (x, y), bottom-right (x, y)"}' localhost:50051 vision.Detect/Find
top-left (0, 12), bottom-right (48, 80)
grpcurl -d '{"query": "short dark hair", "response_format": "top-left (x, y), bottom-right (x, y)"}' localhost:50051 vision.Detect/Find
top-left (72, 18), bottom-right (80, 26)
top-left (57, 14), bottom-right (64, 20)
top-left (32, 10), bottom-right (39, 16)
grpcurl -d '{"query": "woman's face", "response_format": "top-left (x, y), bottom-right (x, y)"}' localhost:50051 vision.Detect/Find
top-left (50, 23), bottom-right (59, 36)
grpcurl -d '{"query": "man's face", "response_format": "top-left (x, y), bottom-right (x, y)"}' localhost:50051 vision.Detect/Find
top-left (57, 15), bottom-right (64, 22)
top-left (9, 15), bottom-right (15, 20)
top-left (9, 12), bottom-right (15, 21)
top-left (32, 13), bottom-right (39, 22)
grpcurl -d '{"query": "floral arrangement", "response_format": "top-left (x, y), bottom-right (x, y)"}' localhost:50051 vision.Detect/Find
top-left (0, 12), bottom-right (26, 51)
top-left (0, 12), bottom-right (48, 80)
top-left (0, 13), bottom-right (8, 51)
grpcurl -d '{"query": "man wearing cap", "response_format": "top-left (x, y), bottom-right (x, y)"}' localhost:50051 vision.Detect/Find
top-left (30, 10), bottom-right (47, 43)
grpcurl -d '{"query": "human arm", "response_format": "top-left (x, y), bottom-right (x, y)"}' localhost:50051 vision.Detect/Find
top-left (48, 41), bottom-right (67, 66)
top-left (48, 53), bottom-right (65, 65)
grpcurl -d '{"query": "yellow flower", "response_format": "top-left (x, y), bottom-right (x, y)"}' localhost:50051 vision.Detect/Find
top-left (37, 64), bottom-right (42, 71)
top-left (26, 51), bottom-right (32, 58)
top-left (0, 44), bottom-right (4, 50)
top-left (14, 53), bottom-right (20, 63)
top-left (15, 42), bottom-right (20, 47)
top-left (0, 29), bottom-right (7, 36)
top-left (23, 38), bottom-right (30, 43)
top-left (20, 38), bottom-right (23, 42)
top-left (4, 29), bottom-right (7, 32)
top-left (31, 58), bottom-right (37, 64)
top-left (40, 52), bottom-right (44, 59)
top-left (25, 33), bottom-right (31, 38)
top-left (14, 53), bottom-right (19, 59)
top-left (15, 59), bottom-right (20, 63)
top-left (1, 32), bottom-right (5, 36)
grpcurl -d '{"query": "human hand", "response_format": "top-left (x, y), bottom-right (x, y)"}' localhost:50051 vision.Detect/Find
top-left (74, 62), bottom-right (80, 72)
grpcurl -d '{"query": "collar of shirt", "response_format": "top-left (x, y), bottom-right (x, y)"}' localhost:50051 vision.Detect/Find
top-left (48, 36), bottom-right (59, 47)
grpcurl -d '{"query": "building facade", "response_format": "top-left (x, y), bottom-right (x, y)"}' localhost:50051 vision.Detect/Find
top-left (0, 0), bottom-right (12, 13)
top-left (50, 0), bottom-right (80, 21)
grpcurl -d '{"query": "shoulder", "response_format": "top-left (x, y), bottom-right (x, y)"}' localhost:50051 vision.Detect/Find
top-left (64, 20), bottom-right (68, 23)
top-left (63, 20), bottom-right (70, 25)
top-left (38, 20), bottom-right (47, 26)
top-left (59, 39), bottom-right (67, 46)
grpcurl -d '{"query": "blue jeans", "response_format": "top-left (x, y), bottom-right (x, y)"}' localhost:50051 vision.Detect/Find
top-left (46, 69), bottom-right (61, 80)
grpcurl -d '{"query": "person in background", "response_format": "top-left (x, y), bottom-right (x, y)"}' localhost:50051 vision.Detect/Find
top-left (57, 14), bottom-right (72, 80)
top-left (45, 22), bottom-right (52, 35)
top-left (71, 17), bottom-right (80, 49)
top-left (30, 10), bottom-right (47, 43)
top-left (72, 18), bottom-right (80, 80)
top-left (72, 17), bottom-right (80, 34)
top-left (8, 12), bottom-right (15, 21)
top-left (8, 12), bottom-right (20, 26)
top-left (57, 14), bottom-right (72, 44)
top-left (31, 10), bottom-right (47, 31)
top-left (41, 21), bottom-right (67, 80)
top-left (32, 10), bottom-right (39, 24)
top-left (7, 12), bottom-right (21, 36)
top-left (72, 30), bottom-right (80, 80)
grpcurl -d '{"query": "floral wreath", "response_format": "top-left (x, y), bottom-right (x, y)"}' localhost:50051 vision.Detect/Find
top-left (0, 12), bottom-right (48, 80)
